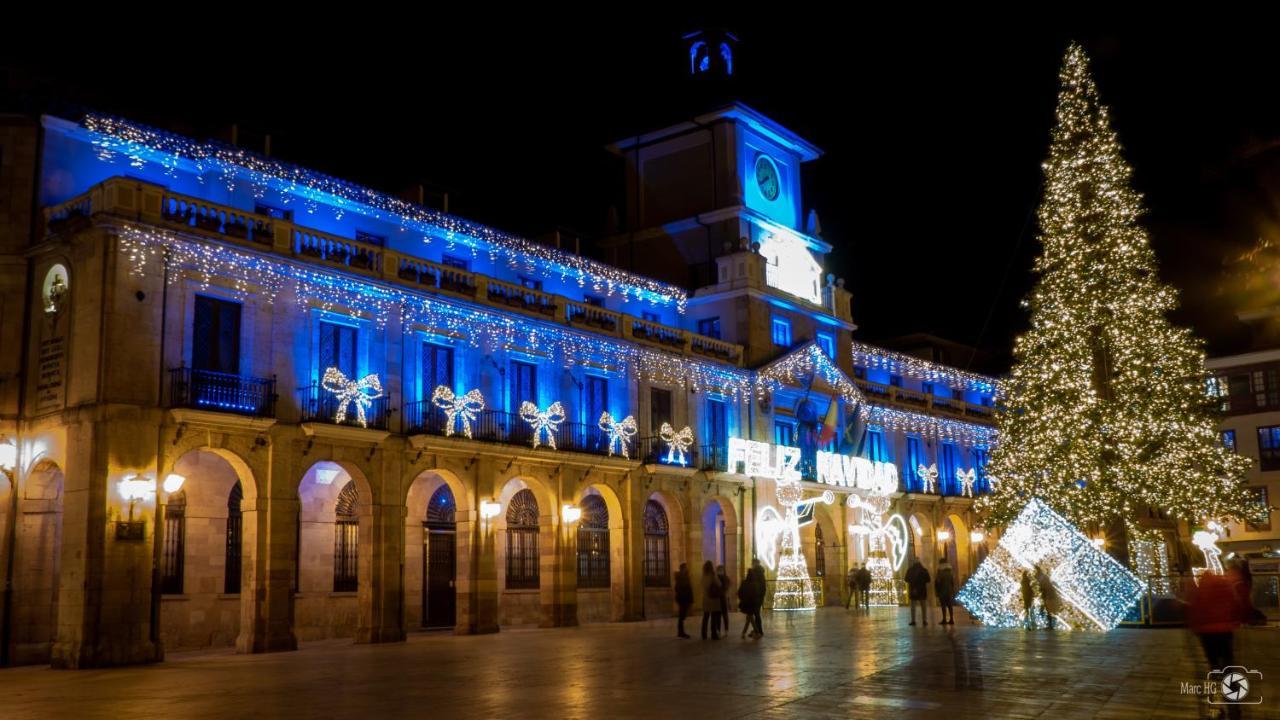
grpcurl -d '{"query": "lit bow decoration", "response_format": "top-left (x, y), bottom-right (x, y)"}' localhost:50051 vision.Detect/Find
top-left (598, 412), bottom-right (638, 458)
top-left (846, 494), bottom-right (909, 571)
top-left (321, 367), bottom-right (383, 428)
top-left (659, 422), bottom-right (694, 466)
top-left (917, 463), bottom-right (939, 494)
top-left (519, 401), bottom-right (565, 449)
top-left (956, 468), bottom-right (976, 497)
top-left (432, 385), bottom-right (485, 438)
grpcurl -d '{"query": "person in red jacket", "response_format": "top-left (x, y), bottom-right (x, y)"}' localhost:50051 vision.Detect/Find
top-left (1188, 565), bottom-right (1247, 719)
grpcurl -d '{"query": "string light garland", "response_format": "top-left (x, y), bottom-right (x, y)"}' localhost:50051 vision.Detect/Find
top-left (598, 412), bottom-right (637, 458)
top-left (978, 43), bottom-right (1255, 530)
top-left (955, 498), bottom-right (1144, 631)
top-left (847, 494), bottom-right (909, 606)
top-left (756, 343), bottom-right (866, 411)
top-left (1127, 522), bottom-right (1174, 595)
top-left (851, 340), bottom-right (998, 393)
top-left (755, 476), bottom-right (834, 611)
top-left (82, 114), bottom-right (688, 311)
top-left (868, 405), bottom-right (996, 446)
top-left (321, 368), bottom-right (383, 428)
top-left (519, 401), bottom-right (565, 449)
top-left (658, 423), bottom-right (694, 466)
top-left (432, 385), bottom-right (485, 438)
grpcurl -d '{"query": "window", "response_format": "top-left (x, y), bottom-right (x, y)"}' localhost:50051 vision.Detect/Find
top-left (697, 317), bottom-right (722, 339)
top-left (642, 311), bottom-right (660, 323)
top-left (643, 500), bottom-right (670, 587)
top-left (816, 331), bottom-right (835, 358)
top-left (650, 387), bottom-right (672, 433)
top-left (518, 275), bottom-right (542, 291)
top-left (814, 524), bottom-right (825, 577)
top-left (1228, 374), bottom-right (1251, 408)
top-left (853, 366), bottom-right (866, 380)
top-left (225, 483), bottom-right (243, 594)
top-left (1247, 487), bottom-right (1271, 532)
top-left (319, 321), bottom-right (358, 379)
top-left (583, 294), bottom-right (604, 307)
top-left (192, 295), bottom-right (242, 374)
top-left (1259, 426), bottom-right (1280, 471)
top-left (939, 442), bottom-right (960, 495)
top-left (161, 490), bottom-right (186, 594)
top-left (865, 427), bottom-right (887, 462)
top-left (1254, 370), bottom-right (1280, 409)
top-left (1208, 375), bottom-right (1230, 411)
top-left (334, 481), bottom-right (359, 592)
top-left (506, 489), bottom-right (540, 589)
top-left (511, 361), bottom-right (538, 409)
top-left (922, 382), bottom-right (935, 396)
top-left (422, 342), bottom-right (454, 396)
top-left (1221, 430), bottom-right (1238, 453)
top-left (889, 375), bottom-right (903, 388)
top-left (706, 398), bottom-right (728, 465)
top-left (973, 447), bottom-right (990, 492)
top-left (441, 254), bottom-right (470, 271)
top-left (355, 230), bottom-right (385, 247)
top-left (254, 202), bottom-right (292, 221)
top-left (577, 495), bottom-right (610, 588)
top-left (775, 419), bottom-right (797, 447)
top-left (586, 376), bottom-right (608, 425)
top-left (905, 436), bottom-right (924, 492)
top-left (771, 316), bottom-right (792, 348)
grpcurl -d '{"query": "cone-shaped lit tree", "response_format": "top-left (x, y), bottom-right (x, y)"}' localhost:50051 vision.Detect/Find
top-left (977, 43), bottom-right (1255, 531)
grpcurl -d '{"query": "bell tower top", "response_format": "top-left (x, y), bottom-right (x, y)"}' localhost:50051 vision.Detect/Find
top-left (683, 28), bottom-right (738, 79)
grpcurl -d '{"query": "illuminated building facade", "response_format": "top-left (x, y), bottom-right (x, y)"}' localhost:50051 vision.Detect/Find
top-left (0, 100), bottom-right (995, 667)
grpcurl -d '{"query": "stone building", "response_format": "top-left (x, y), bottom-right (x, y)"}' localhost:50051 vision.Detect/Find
top-left (0, 102), bottom-right (995, 668)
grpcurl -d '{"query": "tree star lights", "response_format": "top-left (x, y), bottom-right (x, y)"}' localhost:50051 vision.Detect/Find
top-left (956, 498), bottom-right (1144, 631)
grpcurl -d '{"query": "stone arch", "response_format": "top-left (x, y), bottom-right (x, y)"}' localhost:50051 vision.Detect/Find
top-left (700, 495), bottom-right (741, 585)
top-left (643, 490), bottom-right (685, 618)
top-left (944, 513), bottom-right (971, 580)
top-left (7, 459), bottom-right (64, 665)
top-left (906, 511), bottom-right (936, 572)
top-left (802, 502), bottom-right (841, 606)
top-left (405, 468), bottom-right (472, 632)
top-left (295, 460), bottom-right (372, 641)
top-left (495, 475), bottom-right (557, 627)
top-left (574, 483), bottom-right (626, 622)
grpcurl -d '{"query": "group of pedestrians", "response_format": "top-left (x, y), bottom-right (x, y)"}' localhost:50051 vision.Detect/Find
top-left (844, 563), bottom-right (872, 610)
top-left (673, 559), bottom-right (766, 639)
top-left (903, 558), bottom-right (957, 625)
top-left (1018, 564), bottom-right (1061, 629)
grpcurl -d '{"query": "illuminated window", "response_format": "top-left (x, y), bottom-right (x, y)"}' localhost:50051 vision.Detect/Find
top-left (816, 331), bottom-right (835, 358)
top-left (1247, 487), bottom-right (1271, 532)
top-left (775, 419), bottom-right (797, 447)
top-left (422, 343), bottom-right (454, 398)
top-left (577, 495), bottom-right (610, 589)
top-left (1221, 430), bottom-right (1237, 453)
top-left (939, 443), bottom-right (960, 495)
top-left (643, 500), bottom-right (670, 587)
top-left (319, 321), bottom-right (358, 379)
top-left (705, 398), bottom-right (728, 467)
top-left (905, 436), bottom-right (924, 491)
top-left (334, 481), bottom-right (359, 592)
top-left (586, 376), bottom-right (608, 426)
top-left (254, 202), bottom-right (292, 221)
top-left (865, 427), bottom-right (887, 462)
top-left (355, 230), bottom-right (385, 247)
top-left (506, 489), bottom-right (540, 589)
top-left (771, 316), bottom-right (792, 348)
top-left (697, 317), bottom-right (721, 339)
top-left (642, 311), bottom-right (660, 323)
top-left (1258, 426), bottom-right (1280, 471)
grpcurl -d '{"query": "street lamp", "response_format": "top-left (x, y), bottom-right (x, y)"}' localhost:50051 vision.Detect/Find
top-left (937, 529), bottom-right (952, 542)
top-left (561, 504), bottom-right (582, 524)
top-left (970, 531), bottom-right (985, 543)
top-left (480, 499), bottom-right (502, 521)
top-left (163, 473), bottom-right (186, 494)
top-left (0, 441), bottom-right (16, 474)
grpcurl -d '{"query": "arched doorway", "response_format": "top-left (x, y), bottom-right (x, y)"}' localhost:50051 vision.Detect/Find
top-left (945, 513), bottom-right (971, 581)
top-left (405, 469), bottom-right (470, 633)
top-left (8, 460), bottom-right (63, 665)
top-left (422, 485), bottom-right (457, 629)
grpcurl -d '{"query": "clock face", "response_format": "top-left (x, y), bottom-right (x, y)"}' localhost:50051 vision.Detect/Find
top-left (755, 154), bottom-right (780, 201)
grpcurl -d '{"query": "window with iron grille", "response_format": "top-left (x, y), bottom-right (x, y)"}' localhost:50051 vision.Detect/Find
top-left (577, 495), bottom-right (610, 588)
top-left (643, 500), bottom-right (670, 587)
top-left (506, 489), bottom-right (540, 589)
top-left (225, 482), bottom-right (243, 594)
top-left (815, 523), bottom-right (825, 577)
top-left (161, 491), bottom-right (186, 594)
top-left (319, 321), bottom-right (358, 380)
top-left (334, 481), bottom-right (359, 592)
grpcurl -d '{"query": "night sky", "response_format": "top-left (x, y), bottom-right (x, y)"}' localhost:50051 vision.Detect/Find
top-left (9, 21), bottom-right (1280, 371)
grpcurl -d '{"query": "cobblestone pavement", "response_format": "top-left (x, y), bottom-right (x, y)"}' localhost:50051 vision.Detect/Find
top-left (3, 607), bottom-right (1279, 719)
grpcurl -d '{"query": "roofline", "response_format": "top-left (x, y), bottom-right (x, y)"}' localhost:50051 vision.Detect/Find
top-left (608, 102), bottom-right (823, 162)
top-left (1207, 348), bottom-right (1280, 369)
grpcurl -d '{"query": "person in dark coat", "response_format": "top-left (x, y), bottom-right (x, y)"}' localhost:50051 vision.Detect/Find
top-left (1034, 564), bottom-right (1059, 630)
top-left (935, 559), bottom-right (956, 624)
top-left (717, 565), bottom-right (733, 634)
top-left (1020, 569), bottom-right (1036, 629)
top-left (751, 558), bottom-right (767, 637)
top-left (1189, 565), bottom-right (1247, 720)
top-left (674, 563), bottom-right (694, 638)
top-left (700, 560), bottom-right (722, 640)
top-left (856, 564), bottom-right (873, 610)
top-left (846, 565), bottom-right (860, 610)
top-left (905, 558), bottom-right (931, 626)
top-left (738, 567), bottom-right (760, 638)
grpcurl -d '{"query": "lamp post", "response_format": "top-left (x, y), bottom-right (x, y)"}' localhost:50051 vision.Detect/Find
top-left (0, 440), bottom-right (17, 667)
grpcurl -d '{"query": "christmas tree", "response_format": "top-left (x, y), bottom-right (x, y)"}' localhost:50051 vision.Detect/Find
top-left (977, 43), bottom-right (1255, 531)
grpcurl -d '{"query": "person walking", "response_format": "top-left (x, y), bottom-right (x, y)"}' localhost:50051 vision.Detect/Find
top-left (750, 558), bottom-right (767, 637)
top-left (717, 565), bottom-right (733, 634)
top-left (846, 564), bottom-right (859, 610)
top-left (905, 558), bottom-right (931, 626)
top-left (1188, 563), bottom-right (1246, 720)
top-left (1034, 564), bottom-right (1059, 630)
top-left (857, 564), bottom-right (872, 610)
top-left (700, 560), bottom-right (722, 640)
top-left (674, 563), bottom-right (693, 639)
top-left (935, 559), bottom-right (956, 625)
top-left (1020, 569), bottom-right (1036, 629)
top-left (738, 566), bottom-right (760, 638)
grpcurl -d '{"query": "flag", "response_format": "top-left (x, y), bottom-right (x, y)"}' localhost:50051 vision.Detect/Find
top-left (840, 400), bottom-right (868, 457)
top-left (817, 395), bottom-right (839, 445)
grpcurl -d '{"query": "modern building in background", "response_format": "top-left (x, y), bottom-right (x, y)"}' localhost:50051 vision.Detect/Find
top-left (0, 84), bottom-right (997, 666)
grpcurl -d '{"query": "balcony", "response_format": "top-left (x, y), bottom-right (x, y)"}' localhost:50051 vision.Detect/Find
top-left (406, 401), bottom-right (660, 458)
top-left (853, 378), bottom-right (994, 422)
top-left (45, 178), bottom-right (744, 366)
top-left (298, 383), bottom-right (390, 431)
top-left (169, 368), bottom-right (277, 417)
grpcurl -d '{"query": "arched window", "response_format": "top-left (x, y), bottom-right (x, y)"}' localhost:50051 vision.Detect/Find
top-left (334, 481), bottom-right (359, 592)
top-left (643, 500), bottom-right (670, 587)
top-left (161, 490), bottom-right (186, 594)
top-left (506, 489), bottom-right (540, 589)
top-left (815, 523), bottom-right (826, 577)
top-left (577, 494), bottom-right (609, 588)
top-left (225, 482), bottom-right (243, 594)
top-left (426, 484), bottom-right (456, 526)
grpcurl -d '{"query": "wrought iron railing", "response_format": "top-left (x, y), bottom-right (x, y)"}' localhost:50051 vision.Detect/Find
top-left (298, 383), bottom-right (390, 430)
top-left (169, 367), bottom-right (277, 417)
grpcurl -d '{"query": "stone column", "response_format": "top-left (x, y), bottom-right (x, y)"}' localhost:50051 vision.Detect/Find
top-left (464, 456), bottom-right (499, 634)
top-left (549, 509), bottom-right (578, 627)
top-left (358, 498), bottom-right (406, 643)
top-left (236, 441), bottom-right (297, 653)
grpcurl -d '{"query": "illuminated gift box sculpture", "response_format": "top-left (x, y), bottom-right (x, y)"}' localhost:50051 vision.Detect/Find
top-left (956, 498), bottom-right (1144, 631)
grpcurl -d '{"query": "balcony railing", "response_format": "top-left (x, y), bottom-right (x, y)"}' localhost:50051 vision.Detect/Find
top-left (298, 383), bottom-right (390, 430)
top-left (169, 367), bottom-right (277, 417)
top-left (41, 179), bottom-right (744, 367)
top-left (406, 402), bottom-right (669, 458)
top-left (636, 436), bottom-right (701, 468)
